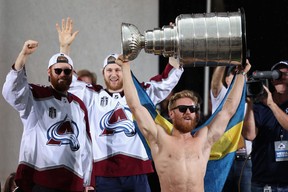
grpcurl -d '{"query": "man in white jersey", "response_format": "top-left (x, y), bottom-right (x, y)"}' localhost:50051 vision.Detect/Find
top-left (2, 40), bottom-right (93, 192)
top-left (56, 18), bottom-right (183, 191)
top-left (119, 55), bottom-right (251, 192)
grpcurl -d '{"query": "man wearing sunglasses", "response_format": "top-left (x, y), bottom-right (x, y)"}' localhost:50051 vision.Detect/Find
top-left (2, 40), bottom-right (93, 192)
top-left (119, 55), bottom-right (251, 192)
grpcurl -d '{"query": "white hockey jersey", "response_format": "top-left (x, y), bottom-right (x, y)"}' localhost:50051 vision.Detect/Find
top-left (69, 63), bottom-right (183, 177)
top-left (2, 68), bottom-right (93, 192)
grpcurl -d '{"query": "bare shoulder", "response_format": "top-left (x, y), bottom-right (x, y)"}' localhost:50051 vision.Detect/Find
top-left (156, 123), bottom-right (173, 138)
top-left (194, 125), bottom-right (209, 137)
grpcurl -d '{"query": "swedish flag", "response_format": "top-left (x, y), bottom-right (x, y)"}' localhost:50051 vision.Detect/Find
top-left (196, 76), bottom-right (247, 192)
top-left (132, 72), bottom-right (246, 192)
top-left (132, 72), bottom-right (173, 159)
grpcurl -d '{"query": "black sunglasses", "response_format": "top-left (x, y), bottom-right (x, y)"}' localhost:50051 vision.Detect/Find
top-left (54, 68), bottom-right (72, 75)
top-left (172, 105), bottom-right (199, 113)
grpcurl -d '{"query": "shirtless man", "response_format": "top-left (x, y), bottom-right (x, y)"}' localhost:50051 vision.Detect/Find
top-left (118, 56), bottom-right (251, 192)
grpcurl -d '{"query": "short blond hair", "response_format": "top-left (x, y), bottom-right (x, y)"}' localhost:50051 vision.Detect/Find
top-left (168, 90), bottom-right (201, 111)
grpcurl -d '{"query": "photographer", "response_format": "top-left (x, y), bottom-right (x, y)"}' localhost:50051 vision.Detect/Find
top-left (243, 61), bottom-right (288, 191)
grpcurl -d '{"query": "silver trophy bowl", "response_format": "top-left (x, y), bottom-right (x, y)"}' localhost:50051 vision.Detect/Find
top-left (121, 9), bottom-right (246, 66)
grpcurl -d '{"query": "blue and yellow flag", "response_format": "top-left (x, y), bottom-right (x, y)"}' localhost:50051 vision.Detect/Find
top-left (132, 72), bottom-right (246, 192)
top-left (196, 76), bottom-right (247, 192)
top-left (132, 72), bottom-right (173, 159)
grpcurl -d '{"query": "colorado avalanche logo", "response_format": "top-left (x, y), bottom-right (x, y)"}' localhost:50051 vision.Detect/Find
top-left (100, 102), bottom-right (135, 137)
top-left (47, 115), bottom-right (80, 151)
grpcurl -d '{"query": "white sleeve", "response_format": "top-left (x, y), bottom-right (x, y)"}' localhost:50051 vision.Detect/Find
top-left (210, 85), bottom-right (228, 114)
top-left (144, 64), bottom-right (184, 105)
top-left (69, 78), bottom-right (96, 109)
top-left (2, 68), bottom-right (32, 117)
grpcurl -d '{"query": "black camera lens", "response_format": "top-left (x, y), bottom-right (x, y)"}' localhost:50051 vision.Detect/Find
top-left (248, 81), bottom-right (263, 95)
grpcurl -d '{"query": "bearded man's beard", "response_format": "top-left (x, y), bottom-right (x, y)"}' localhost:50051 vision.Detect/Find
top-left (173, 117), bottom-right (197, 133)
top-left (50, 77), bottom-right (71, 92)
top-left (104, 78), bottom-right (123, 91)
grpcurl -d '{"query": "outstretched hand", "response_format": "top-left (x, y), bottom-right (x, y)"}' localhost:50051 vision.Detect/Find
top-left (56, 17), bottom-right (79, 53)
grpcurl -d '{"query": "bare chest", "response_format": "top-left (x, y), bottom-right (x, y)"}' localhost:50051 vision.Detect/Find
top-left (164, 137), bottom-right (202, 159)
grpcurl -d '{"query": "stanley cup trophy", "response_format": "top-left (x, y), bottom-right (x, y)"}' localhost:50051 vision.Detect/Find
top-left (121, 9), bottom-right (246, 66)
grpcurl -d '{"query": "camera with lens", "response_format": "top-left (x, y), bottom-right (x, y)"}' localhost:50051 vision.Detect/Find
top-left (246, 78), bottom-right (268, 102)
top-left (246, 70), bottom-right (281, 102)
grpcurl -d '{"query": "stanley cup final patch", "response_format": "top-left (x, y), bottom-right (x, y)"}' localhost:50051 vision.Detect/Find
top-left (49, 107), bottom-right (57, 119)
top-left (100, 96), bottom-right (108, 107)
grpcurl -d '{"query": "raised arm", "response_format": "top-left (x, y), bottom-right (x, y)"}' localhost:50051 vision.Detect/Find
top-left (2, 40), bottom-right (38, 112)
top-left (210, 66), bottom-right (226, 97)
top-left (207, 62), bottom-right (251, 145)
top-left (116, 56), bottom-right (159, 143)
top-left (56, 17), bottom-right (79, 55)
top-left (242, 98), bottom-right (257, 140)
top-left (15, 40), bottom-right (38, 70)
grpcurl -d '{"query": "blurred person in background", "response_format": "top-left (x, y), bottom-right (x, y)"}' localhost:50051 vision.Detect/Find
top-left (77, 69), bottom-right (101, 90)
top-left (77, 69), bottom-right (97, 85)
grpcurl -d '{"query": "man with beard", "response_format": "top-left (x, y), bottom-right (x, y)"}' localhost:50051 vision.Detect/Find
top-left (243, 61), bottom-right (288, 191)
top-left (2, 40), bottom-right (93, 192)
top-left (119, 55), bottom-right (251, 192)
top-left (57, 18), bottom-right (183, 191)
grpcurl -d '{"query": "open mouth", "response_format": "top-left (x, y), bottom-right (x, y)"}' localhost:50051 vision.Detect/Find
top-left (183, 116), bottom-right (192, 121)
top-left (110, 77), bottom-right (119, 83)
